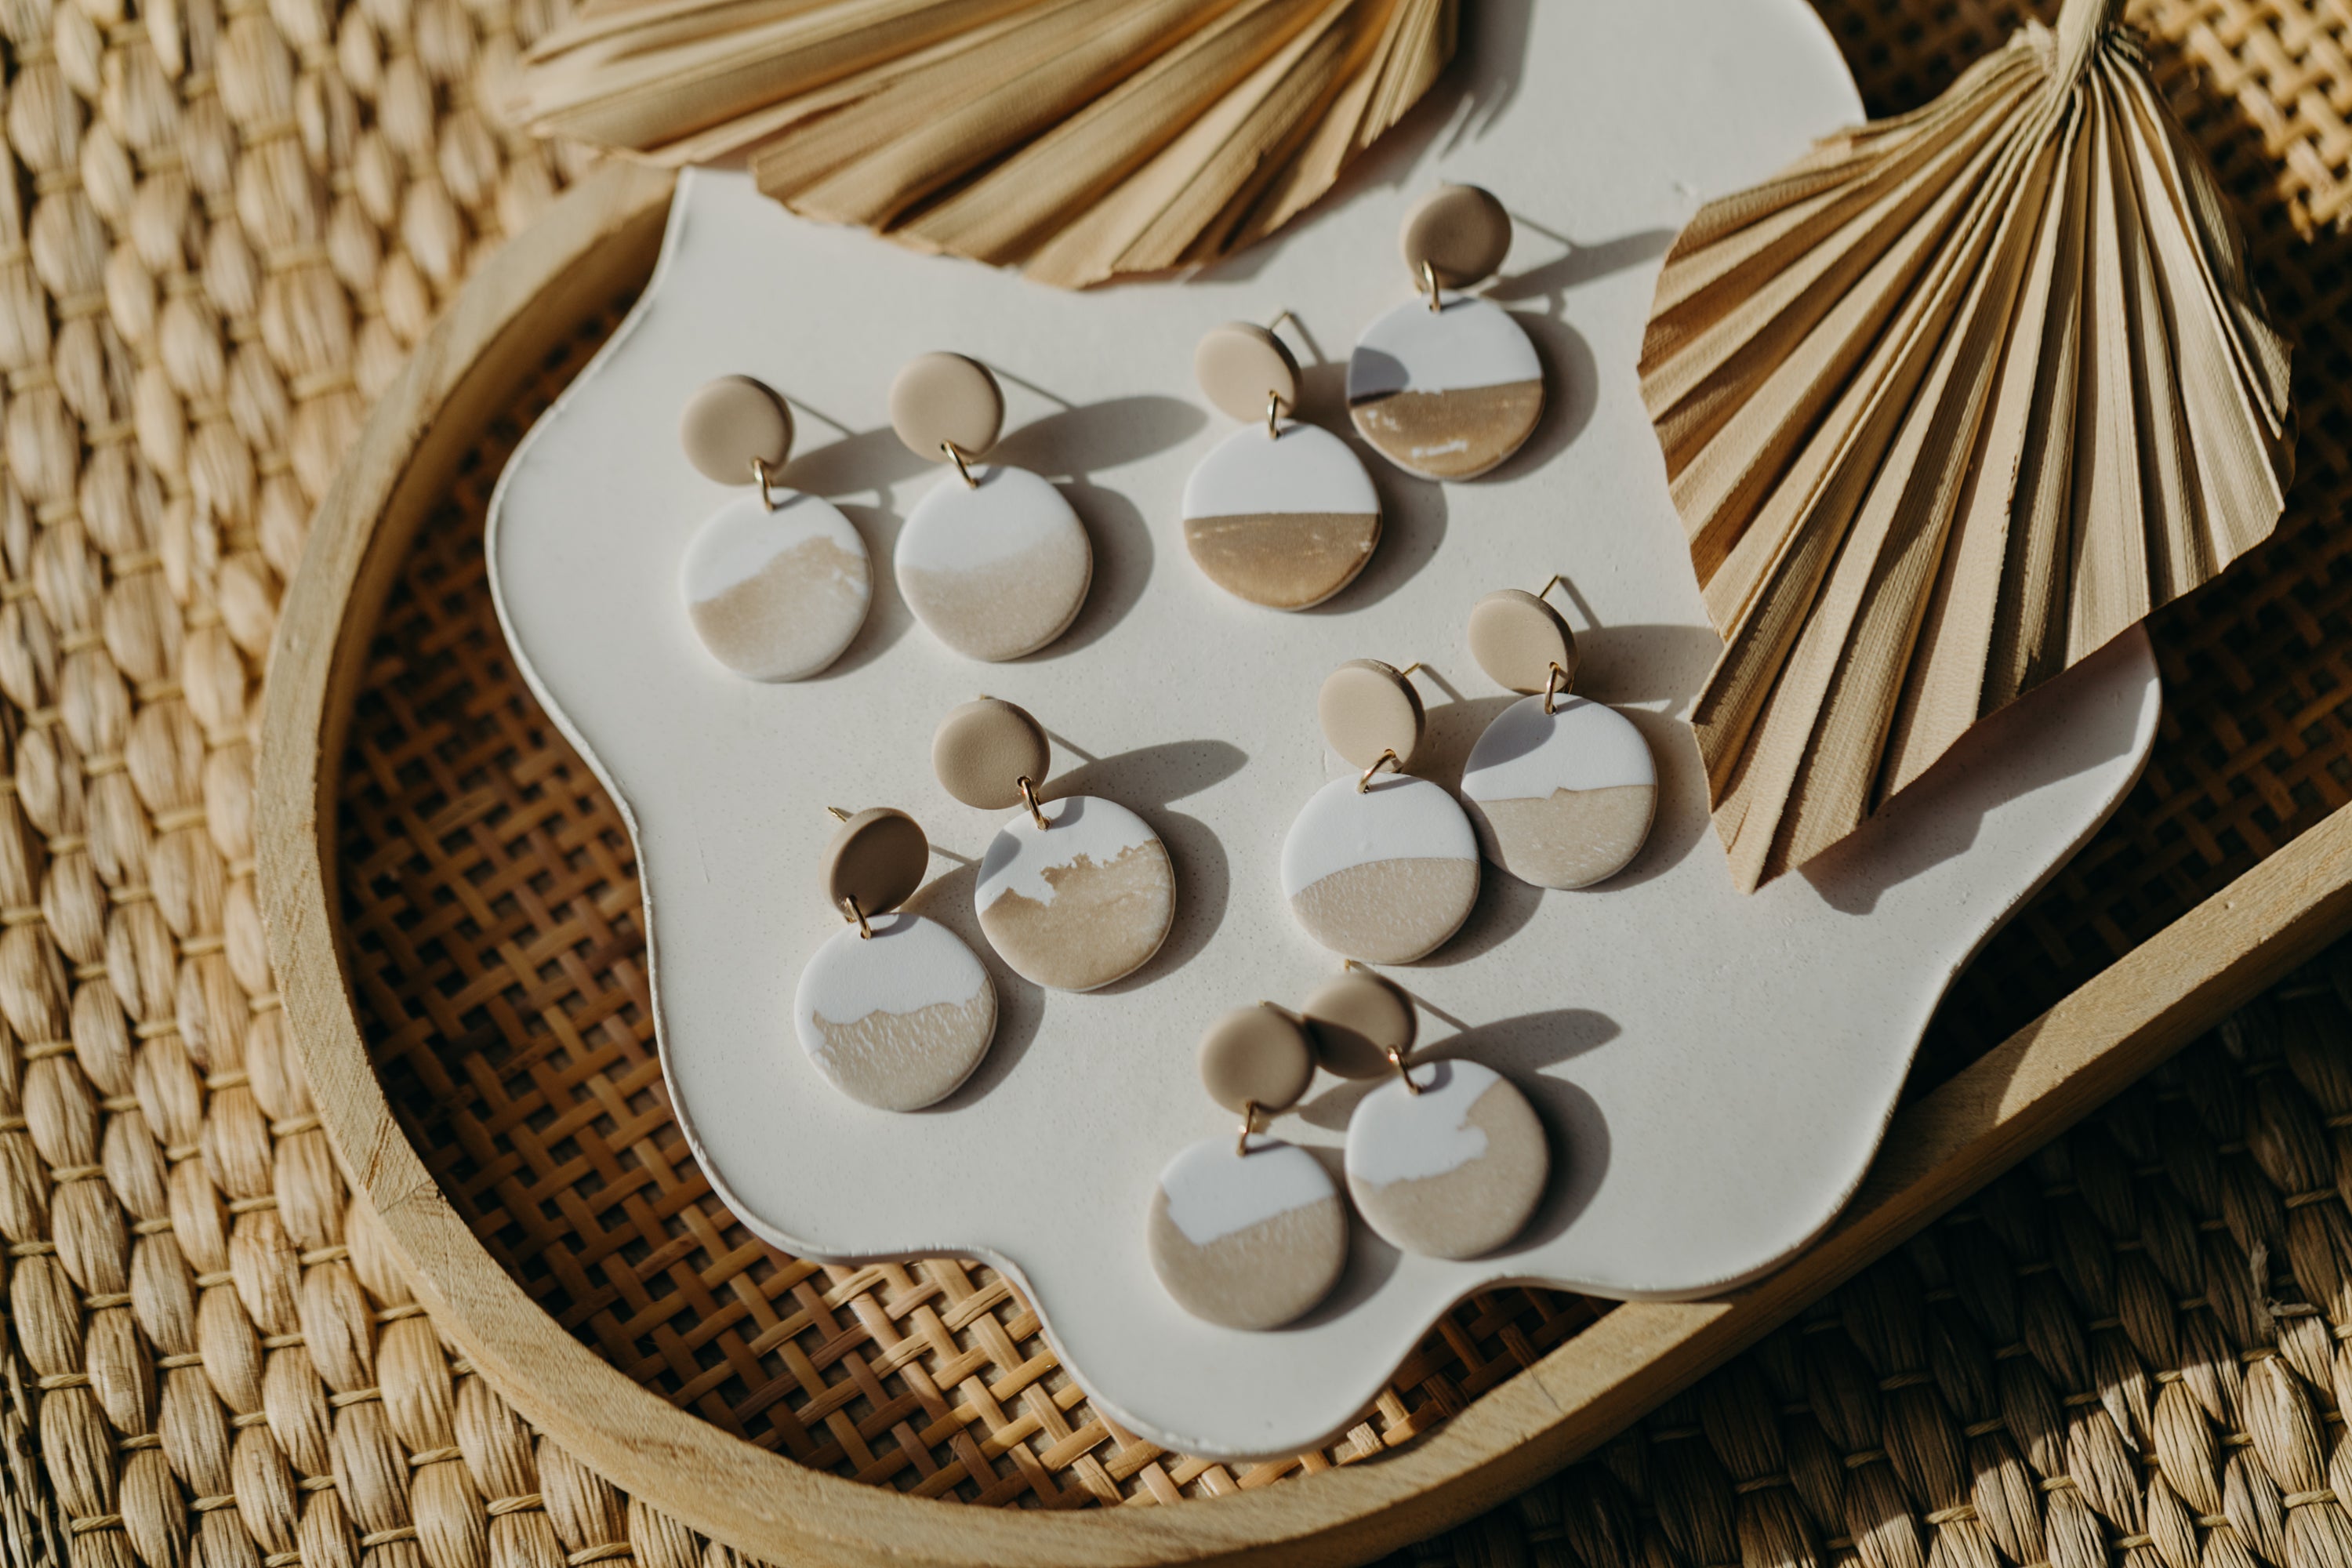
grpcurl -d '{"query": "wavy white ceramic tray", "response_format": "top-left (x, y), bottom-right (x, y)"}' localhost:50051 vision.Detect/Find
top-left (486, 0), bottom-right (2161, 1460)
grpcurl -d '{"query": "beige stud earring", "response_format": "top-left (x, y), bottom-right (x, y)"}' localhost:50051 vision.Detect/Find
top-left (1346, 184), bottom-right (1544, 481)
top-left (1146, 1004), bottom-right (1347, 1330)
top-left (889, 352), bottom-right (1093, 662)
top-left (1457, 579), bottom-right (1658, 888)
top-left (675, 375), bottom-right (873, 681)
top-left (1304, 967), bottom-right (1548, 1261)
top-left (793, 807), bottom-right (996, 1111)
top-left (1279, 659), bottom-right (1480, 963)
top-left (931, 697), bottom-right (1176, 992)
top-left (1178, 315), bottom-right (1381, 611)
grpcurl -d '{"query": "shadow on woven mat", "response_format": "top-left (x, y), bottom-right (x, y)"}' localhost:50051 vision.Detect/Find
top-left (5, 0), bottom-right (2352, 1564)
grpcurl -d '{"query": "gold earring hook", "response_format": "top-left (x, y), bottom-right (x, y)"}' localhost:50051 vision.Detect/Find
top-left (1420, 259), bottom-right (1443, 314)
top-left (1395, 661), bottom-right (1422, 679)
top-left (1544, 661), bottom-right (1570, 716)
top-left (1236, 1099), bottom-right (1265, 1157)
top-left (1266, 389), bottom-right (1287, 440)
top-left (750, 456), bottom-right (779, 509)
top-left (941, 440), bottom-right (980, 489)
top-left (825, 806), bottom-right (851, 822)
top-left (1265, 307), bottom-right (1295, 334)
top-left (1357, 748), bottom-right (1401, 794)
top-left (841, 894), bottom-right (873, 939)
top-left (1017, 775), bottom-right (1051, 830)
top-left (1534, 574), bottom-right (1565, 601)
top-left (1388, 1042), bottom-right (1422, 1095)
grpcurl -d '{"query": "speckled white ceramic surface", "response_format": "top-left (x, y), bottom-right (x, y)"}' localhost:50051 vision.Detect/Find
top-left (486, 0), bottom-right (2161, 1459)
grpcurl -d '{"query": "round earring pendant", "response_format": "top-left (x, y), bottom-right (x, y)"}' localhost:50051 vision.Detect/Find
top-left (1149, 1134), bottom-right (1348, 1330)
top-left (1281, 774), bottom-right (1480, 963)
top-left (1346, 1058), bottom-right (1547, 1259)
top-left (895, 466), bottom-right (1091, 662)
top-left (977, 795), bottom-right (1175, 990)
top-left (1346, 297), bottom-right (1543, 480)
top-left (679, 492), bottom-right (871, 681)
top-left (1461, 696), bottom-right (1657, 889)
top-left (793, 912), bottom-right (996, 1111)
top-left (1181, 423), bottom-right (1381, 610)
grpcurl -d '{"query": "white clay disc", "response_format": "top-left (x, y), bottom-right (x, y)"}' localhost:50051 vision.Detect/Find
top-left (1149, 1134), bottom-right (1348, 1330)
top-left (977, 794), bottom-right (1174, 991)
top-left (895, 466), bottom-right (1091, 662)
top-left (793, 912), bottom-right (996, 1112)
top-left (1180, 422), bottom-right (1381, 611)
top-left (1346, 296), bottom-right (1543, 481)
top-left (1279, 774), bottom-right (1479, 963)
top-left (678, 490), bottom-right (871, 681)
top-left (1345, 1058), bottom-right (1547, 1260)
top-left (1461, 695), bottom-right (1657, 890)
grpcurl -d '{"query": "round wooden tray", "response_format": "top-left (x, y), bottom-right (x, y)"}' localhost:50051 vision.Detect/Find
top-left (256, 161), bottom-right (1653, 1568)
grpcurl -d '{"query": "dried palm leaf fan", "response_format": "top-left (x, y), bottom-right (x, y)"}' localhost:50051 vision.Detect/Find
top-left (511, 0), bottom-right (1457, 287)
top-left (1638, 0), bottom-right (2293, 893)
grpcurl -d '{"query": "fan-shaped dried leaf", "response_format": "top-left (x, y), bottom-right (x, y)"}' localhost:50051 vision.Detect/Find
top-left (1637, 0), bottom-right (2292, 891)
top-left (511, 0), bottom-right (1454, 286)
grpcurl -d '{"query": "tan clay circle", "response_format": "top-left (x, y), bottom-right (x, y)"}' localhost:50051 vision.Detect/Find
top-left (1301, 969), bottom-right (1417, 1080)
top-left (1197, 1006), bottom-right (1316, 1115)
top-left (821, 808), bottom-right (929, 920)
top-left (933, 697), bottom-right (1051, 811)
top-left (890, 352), bottom-right (1004, 463)
top-left (1318, 659), bottom-right (1425, 771)
top-left (679, 376), bottom-right (793, 486)
top-left (1468, 589), bottom-right (1579, 695)
top-left (1195, 322), bottom-right (1302, 426)
top-left (1402, 184), bottom-right (1513, 289)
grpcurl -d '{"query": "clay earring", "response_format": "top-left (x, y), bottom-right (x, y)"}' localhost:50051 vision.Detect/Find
top-left (889, 352), bottom-right (1093, 662)
top-left (1180, 315), bottom-right (1381, 611)
top-left (1347, 185), bottom-right (1543, 481)
top-left (1281, 660), bottom-right (1480, 963)
top-left (1303, 967), bottom-right (1548, 1261)
top-left (1148, 1004), bottom-right (1347, 1330)
top-left (931, 697), bottom-right (1175, 992)
top-left (793, 807), bottom-right (996, 1111)
top-left (675, 376), bottom-right (873, 681)
top-left (1460, 579), bottom-right (1657, 888)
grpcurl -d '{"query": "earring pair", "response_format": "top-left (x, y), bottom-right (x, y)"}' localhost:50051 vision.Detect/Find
top-left (673, 354), bottom-right (1091, 681)
top-left (1149, 967), bottom-right (1549, 1330)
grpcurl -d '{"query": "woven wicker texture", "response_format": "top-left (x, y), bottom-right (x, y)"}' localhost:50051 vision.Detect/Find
top-left (2, 0), bottom-right (2351, 1566)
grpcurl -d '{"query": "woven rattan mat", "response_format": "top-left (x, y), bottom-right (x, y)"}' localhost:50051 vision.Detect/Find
top-left (5, 0), bottom-right (2352, 1563)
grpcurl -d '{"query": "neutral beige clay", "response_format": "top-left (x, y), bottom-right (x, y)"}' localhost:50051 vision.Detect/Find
top-left (932, 698), bottom-right (1052, 811)
top-left (680, 374), bottom-right (793, 485)
top-left (1195, 322), bottom-right (1302, 425)
top-left (1402, 184), bottom-right (1513, 289)
top-left (1300, 968), bottom-right (1417, 1080)
top-left (1318, 659), bottom-right (1425, 771)
top-left (1147, 1186), bottom-right (1348, 1331)
top-left (980, 836), bottom-right (1175, 993)
top-left (898, 527), bottom-right (1093, 663)
top-left (1350, 381), bottom-right (1544, 481)
top-left (821, 807), bottom-right (930, 920)
top-left (1198, 1005), bottom-right (1316, 1114)
top-left (1468, 588), bottom-right (1578, 695)
top-left (1289, 858), bottom-right (1479, 965)
top-left (807, 987), bottom-right (996, 1112)
top-left (1469, 784), bottom-right (1658, 891)
top-left (890, 351), bottom-right (1004, 463)
top-left (1184, 512), bottom-right (1381, 612)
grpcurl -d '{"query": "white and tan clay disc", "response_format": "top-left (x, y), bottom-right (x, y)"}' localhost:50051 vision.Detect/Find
top-left (1347, 297), bottom-right (1543, 481)
top-left (895, 466), bottom-right (1091, 662)
top-left (1461, 695), bottom-right (1657, 890)
top-left (977, 794), bottom-right (1174, 992)
top-left (678, 491), bottom-right (871, 681)
top-left (1149, 1134), bottom-right (1347, 1330)
top-left (1279, 774), bottom-right (1479, 964)
top-left (1181, 423), bottom-right (1381, 611)
top-left (1345, 1058), bottom-right (1547, 1260)
top-left (793, 912), bottom-right (996, 1112)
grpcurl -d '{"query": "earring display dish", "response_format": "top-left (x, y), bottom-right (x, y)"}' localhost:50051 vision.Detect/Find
top-left (478, 0), bottom-right (2165, 1462)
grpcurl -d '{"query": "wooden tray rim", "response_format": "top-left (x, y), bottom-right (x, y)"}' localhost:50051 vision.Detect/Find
top-left (255, 162), bottom-right (2352, 1568)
